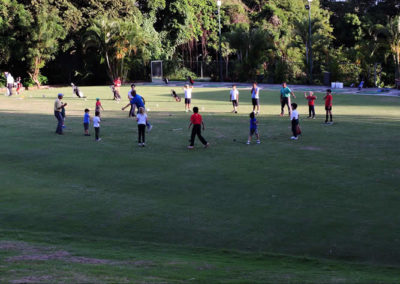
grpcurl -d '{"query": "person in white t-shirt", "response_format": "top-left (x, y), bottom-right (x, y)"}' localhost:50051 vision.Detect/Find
top-left (230, 84), bottom-right (239, 113)
top-left (93, 111), bottom-right (101, 141)
top-left (184, 84), bottom-right (193, 112)
top-left (4, 72), bottom-right (14, 96)
top-left (136, 107), bottom-right (148, 146)
top-left (290, 103), bottom-right (300, 140)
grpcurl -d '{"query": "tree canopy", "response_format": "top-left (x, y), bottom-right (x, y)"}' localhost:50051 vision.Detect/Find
top-left (0, 0), bottom-right (399, 87)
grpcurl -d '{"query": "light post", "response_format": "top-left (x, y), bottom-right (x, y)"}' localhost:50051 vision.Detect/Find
top-left (305, 0), bottom-right (313, 84)
top-left (217, 0), bottom-right (223, 82)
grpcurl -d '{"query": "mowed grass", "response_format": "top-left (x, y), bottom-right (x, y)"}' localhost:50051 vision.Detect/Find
top-left (0, 85), bottom-right (399, 282)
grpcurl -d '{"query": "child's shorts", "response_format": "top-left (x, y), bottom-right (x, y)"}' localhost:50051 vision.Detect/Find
top-left (185, 98), bottom-right (191, 104)
top-left (250, 128), bottom-right (258, 135)
top-left (325, 106), bottom-right (332, 111)
top-left (84, 123), bottom-right (89, 130)
top-left (232, 100), bottom-right (238, 107)
top-left (252, 98), bottom-right (259, 106)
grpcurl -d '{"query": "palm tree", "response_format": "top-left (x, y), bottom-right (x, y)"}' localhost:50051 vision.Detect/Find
top-left (82, 16), bottom-right (144, 82)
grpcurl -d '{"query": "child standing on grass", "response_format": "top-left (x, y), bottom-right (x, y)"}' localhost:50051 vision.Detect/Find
top-left (188, 107), bottom-right (209, 149)
top-left (290, 103), bottom-right (300, 140)
top-left (230, 84), bottom-right (239, 113)
top-left (93, 111), bottom-right (101, 141)
top-left (324, 89), bottom-right (333, 124)
top-left (83, 109), bottom-right (90, 136)
top-left (304, 91), bottom-right (317, 119)
top-left (247, 112), bottom-right (260, 144)
top-left (95, 98), bottom-right (104, 115)
top-left (136, 107), bottom-right (147, 147)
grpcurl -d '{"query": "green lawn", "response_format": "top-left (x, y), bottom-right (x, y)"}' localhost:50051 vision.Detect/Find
top-left (0, 85), bottom-right (399, 283)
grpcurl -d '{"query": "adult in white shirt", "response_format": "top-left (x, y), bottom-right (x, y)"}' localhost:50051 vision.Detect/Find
top-left (184, 84), bottom-right (193, 112)
top-left (230, 84), bottom-right (239, 113)
top-left (4, 72), bottom-right (14, 96)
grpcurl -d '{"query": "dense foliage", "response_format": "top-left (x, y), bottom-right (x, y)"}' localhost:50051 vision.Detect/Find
top-left (0, 0), bottom-right (399, 86)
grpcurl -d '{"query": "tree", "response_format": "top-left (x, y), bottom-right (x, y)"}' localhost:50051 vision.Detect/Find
top-left (83, 16), bottom-right (147, 82)
top-left (25, 1), bottom-right (66, 86)
top-left (375, 16), bottom-right (400, 80)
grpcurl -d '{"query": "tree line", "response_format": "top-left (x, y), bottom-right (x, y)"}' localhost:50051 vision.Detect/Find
top-left (0, 0), bottom-right (399, 87)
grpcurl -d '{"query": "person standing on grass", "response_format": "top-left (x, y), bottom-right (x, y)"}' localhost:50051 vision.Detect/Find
top-left (16, 77), bottom-right (22, 95)
top-left (188, 107), bottom-right (209, 149)
top-left (136, 107), bottom-right (147, 147)
top-left (184, 84), bottom-right (193, 112)
top-left (280, 82), bottom-right (296, 117)
top-left (251, 82), bottom-right (260, 114)
top-left (230, 84), bottom-right (239, 113)
top-left (122, 90), bottom-right (152, 131)
top-left (247, 112), bottom-right (260, 145)
top-left (290, 103), bottom-right (300, 140)
top-left (113, 77), bottom-right (122, 100)
top-left (95, 98), bottom-right (104, 115)
top-left (127, 83), bottom-right (136, 117)
top-left (304, 91), bottom-right (317, 119)
top-left (324, 89), bottom-right (333, 124)
top-left (83, 109), bottom-right (91, 136)
top-left (93, 111), bottom-right (101, 141)
top-left (4, 72), bottom-right (14, 96)
top-left (54, 93), bottom-right (67, 135)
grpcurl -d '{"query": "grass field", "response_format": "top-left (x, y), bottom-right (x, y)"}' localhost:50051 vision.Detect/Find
top-left (0, 85), bottom-right (399, 283)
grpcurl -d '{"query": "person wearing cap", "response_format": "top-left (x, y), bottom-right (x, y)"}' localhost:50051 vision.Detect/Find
top-left (95, 98), bottom-right (104, 115)
top-left (54, 93), bottom-right (67, 134)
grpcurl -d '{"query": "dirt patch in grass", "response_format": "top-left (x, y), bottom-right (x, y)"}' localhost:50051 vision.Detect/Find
top-left (10, 275), bottom-right (54, 283)
top-left (1, 241), bottom-right (114, 265)
top-left (300, 146), bottom-right (322, 151)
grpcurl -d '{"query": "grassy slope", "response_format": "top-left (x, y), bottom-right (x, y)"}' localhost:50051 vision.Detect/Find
top-left (0, 86), bottom-right (399, 282)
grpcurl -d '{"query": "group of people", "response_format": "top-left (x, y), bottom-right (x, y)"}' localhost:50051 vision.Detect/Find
top-left (3, 72), bottom-right (22, 96)
top-left (52, 81), bottom-right (334, 148)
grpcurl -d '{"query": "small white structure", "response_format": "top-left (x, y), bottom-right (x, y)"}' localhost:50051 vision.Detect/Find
top-left (331, 82), bottom-right (343, 89)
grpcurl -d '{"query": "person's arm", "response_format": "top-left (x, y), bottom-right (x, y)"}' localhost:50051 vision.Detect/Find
top-left (291, 91), bottom-right (296, 99)
top-left (304, 92), bottom-right (307, 98)
top-left (121, 103), bottom-right (131, 110)
top-left (101, 104), bottom-right (104, 111)
top-left (188, 122), bottom-right (193, 130)
top-left (142, 97), bottom-right (146, 105)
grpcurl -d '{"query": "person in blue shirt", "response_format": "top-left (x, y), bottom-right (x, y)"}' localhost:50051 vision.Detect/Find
top-left (247, 112), bottom-right (260, 145)
top-left (83, 108), bottom-right (90, 136)
top-left (251, 82), bottom-right (260, 114)
top-left (280, 82), bottom-right (296, 116)
top-left (122, 90), bottom-right (152, 131)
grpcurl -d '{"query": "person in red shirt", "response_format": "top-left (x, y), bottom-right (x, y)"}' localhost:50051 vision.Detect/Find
top-left (95, 98), bottom-right (104, 116)
top-left (188, 107), bottom-right (209, 149)
top-left (324, 89), bottom-right (333, 124)
top-left (113, 77), bottom-right (122, 100)
top-left (304, 91), bottom-right (317, 119)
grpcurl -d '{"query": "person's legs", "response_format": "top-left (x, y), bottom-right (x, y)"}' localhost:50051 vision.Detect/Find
top-left (308, 105), bottom-right (312, 117)
top-left (311, 105), bottom-right (315, 118)
top-left (291, 119), bottom-right (297, 137)
top-left (190, 126), bottom-right (197, 146)
top-left (329, 109), bottom-right (333, 122)
top-left (140, 124), bottom-right (146, 143)
top-left (7, 83), bottom-right (13, 96)
top-left (287, 98), bottom-right (292, 116)
top-left (196, 126), bottom-right (207, 145)
top-left (55, 111), bottom-right (63, 134)
top-left (280, 99), bottom-right (285, 115)
top-left (325, 108), bottom-right (329, 123)
top-left (95, 127), bottom-right (99, 140)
